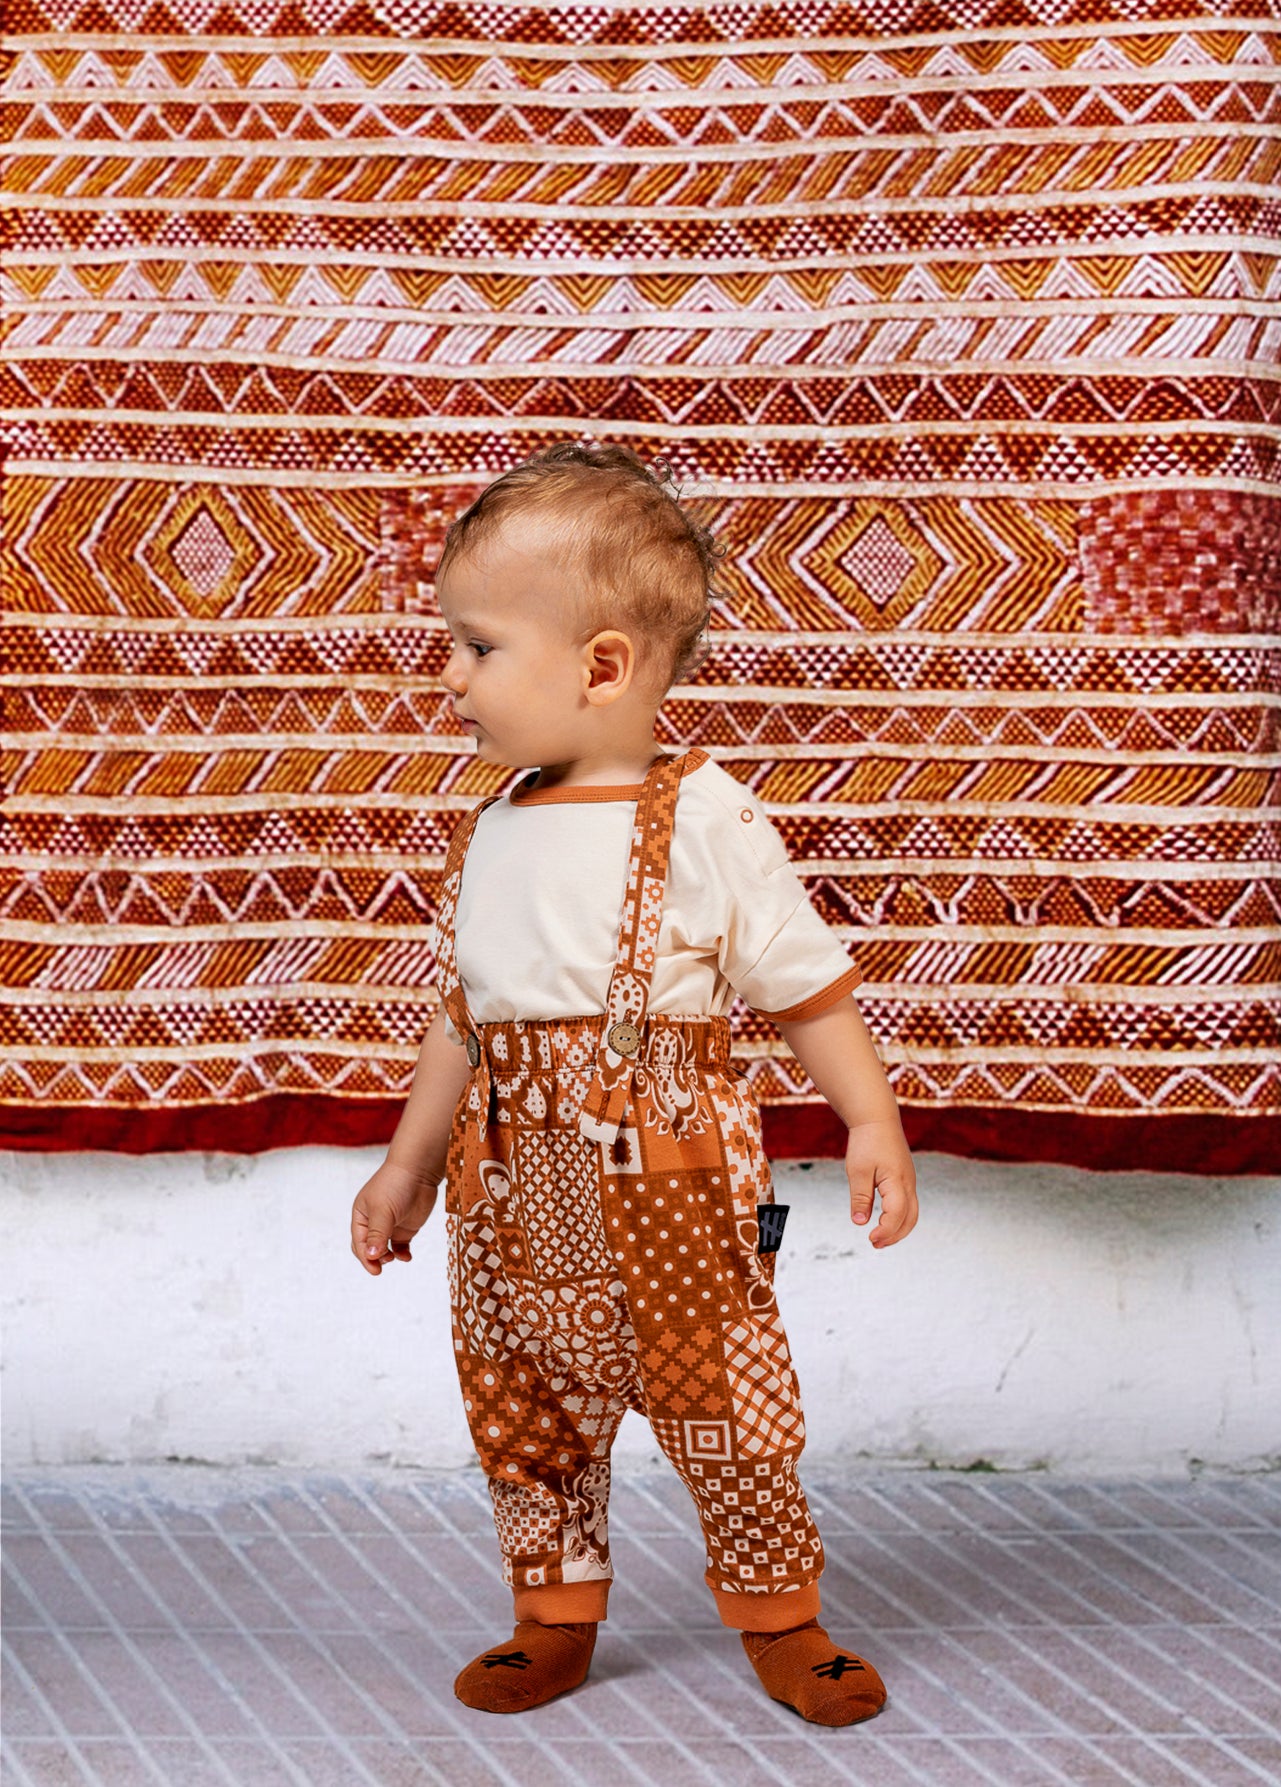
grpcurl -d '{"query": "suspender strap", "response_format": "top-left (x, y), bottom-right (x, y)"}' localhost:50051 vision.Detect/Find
top-left (578, 750), bottom-right (698, 1152)
top-left (436, 751), bottom-right (704, 1145)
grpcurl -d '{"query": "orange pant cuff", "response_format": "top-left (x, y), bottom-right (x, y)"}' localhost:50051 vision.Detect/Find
top-left (513, 1579), bottom-right (611, 1624)
top-left (711, 1581), bottom-right (822, 1633)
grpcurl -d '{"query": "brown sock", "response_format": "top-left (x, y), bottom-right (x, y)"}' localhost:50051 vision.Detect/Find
top-left (741, 1617), bottom-right (887, 1727)
top-left (453, 1620), bottom-right (597, 1714)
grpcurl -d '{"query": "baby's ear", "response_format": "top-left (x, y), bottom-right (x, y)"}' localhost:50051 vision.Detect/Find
top-left (582, 630), bottom-right (635, 701)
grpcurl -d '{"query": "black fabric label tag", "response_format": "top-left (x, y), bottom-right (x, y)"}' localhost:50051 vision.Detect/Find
top-left (756, 1202), bottom-right (790, 1254)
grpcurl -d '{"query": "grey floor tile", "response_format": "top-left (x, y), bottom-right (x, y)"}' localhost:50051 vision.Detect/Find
top-left (279, 1736), bottom-right (441, 1785)
top-left (48, 1630), bottom-right (216, 1741)
top-left (0, 1655), bottom-right (58, 1739)
top-left (177, 1630), bottom-right (331, 1739)
top-left (12, 1487), bottom-right (98, 1533)
top-left (394, 1741), bottom-right (520, 1786)
top-left (4, 1466), bottom-right (1278, 1787)
top-left (748, 1734), bottom-right (923, 1786)
top-left (1, 1571), bottom-right (43, 1631)
top-left (4, 1633), bottom-right (130, 1741)
top-left (55, 1742), bottom-right (166, 1786)
top-left (1023, 1735), bottom-right (1142, 1783)
top-left (7, 1741), bottom-right (101, 1785)
top-left (1104, 1735), bottom-right (1268, 1785)
top-left (4, 1536), bottom-right (110, 1632)
top-left (193, 1738), bottom-right (314, 1786)
top-left (1088, 1622), bottom-right (1281, 1733)
top-left (1235, 1736), bottom-right (1281, 1776)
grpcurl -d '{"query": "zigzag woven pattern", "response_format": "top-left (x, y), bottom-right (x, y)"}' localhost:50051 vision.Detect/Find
top-left (2, 0), bottom-right (1279, 1168)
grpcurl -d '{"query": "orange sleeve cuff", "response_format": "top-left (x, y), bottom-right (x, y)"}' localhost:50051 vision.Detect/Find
top-left (755, 963), bottom-right (862, 1024)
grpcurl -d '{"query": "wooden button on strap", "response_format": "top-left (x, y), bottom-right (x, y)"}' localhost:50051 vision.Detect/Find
top-left (607, 1020), bottom-right (641, 1057)
top-left (465, 1032), bottom-right (482, 1067)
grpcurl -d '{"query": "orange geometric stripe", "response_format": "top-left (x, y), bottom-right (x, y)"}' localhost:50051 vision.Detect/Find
top-left (2, 0), bottom-right (1277, 1169)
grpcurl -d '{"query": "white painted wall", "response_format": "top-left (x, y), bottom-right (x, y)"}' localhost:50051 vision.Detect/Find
top-left (3, 1146), bottom-right (1277, 1473)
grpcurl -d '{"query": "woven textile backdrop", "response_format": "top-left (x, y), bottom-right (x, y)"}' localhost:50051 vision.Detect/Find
top-left (2, 1), bottom-right (1279, 1171)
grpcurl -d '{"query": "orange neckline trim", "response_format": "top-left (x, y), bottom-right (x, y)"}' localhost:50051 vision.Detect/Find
top-left (510, 782), bottom-right (643, 811)
top-left (508, 755), bottom-right (681, 806)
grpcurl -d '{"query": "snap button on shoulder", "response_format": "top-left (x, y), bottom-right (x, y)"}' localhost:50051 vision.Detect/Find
top-left (465, 1033), bottom-right (481, 1067)
top-left (607, 1020), bottom-right (641, 1057)
top-left (740, 808), bottom-right (754, 823)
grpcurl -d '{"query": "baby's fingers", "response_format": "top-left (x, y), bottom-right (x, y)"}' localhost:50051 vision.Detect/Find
top-left (868, 1174), bottom-right (919, 1249)
top-left (351, 1200), bottom-right (393, 1275)
top-left (848, 1174), bottom-right (877, 1226)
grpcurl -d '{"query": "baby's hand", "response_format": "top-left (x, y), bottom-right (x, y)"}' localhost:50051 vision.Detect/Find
top-left (350, 1159), bottom-right (442, 1275)
top-left (845, 1118), bottom-right (918, 1249)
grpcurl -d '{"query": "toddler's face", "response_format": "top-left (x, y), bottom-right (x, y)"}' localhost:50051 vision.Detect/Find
top-left (436, 523), bottom-right (600, 770)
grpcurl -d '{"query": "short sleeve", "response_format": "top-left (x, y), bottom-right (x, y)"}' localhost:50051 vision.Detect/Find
top-left (682, 776), bottom-right (862, 1021)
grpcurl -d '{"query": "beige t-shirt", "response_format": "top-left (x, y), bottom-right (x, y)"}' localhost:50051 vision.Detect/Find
top-left (435, 754), bottom-right (860, 1043)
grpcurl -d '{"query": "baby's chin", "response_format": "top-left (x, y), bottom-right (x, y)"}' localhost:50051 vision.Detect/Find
top-left (467, 732), bottom-right (520, 769)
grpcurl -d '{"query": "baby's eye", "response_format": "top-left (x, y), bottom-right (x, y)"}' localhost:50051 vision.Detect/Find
top-left (469, 642), bottom-right (492, 659)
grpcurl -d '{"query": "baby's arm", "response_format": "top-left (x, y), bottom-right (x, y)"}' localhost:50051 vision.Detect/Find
top-left (774, 995), bottom-right (918, 1249)
top-left (350, 1003), bottom-right (474, 1275)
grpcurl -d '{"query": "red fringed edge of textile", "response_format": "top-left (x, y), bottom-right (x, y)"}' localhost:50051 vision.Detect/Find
top-left (2, 1100), bottom-right (1276, 1175)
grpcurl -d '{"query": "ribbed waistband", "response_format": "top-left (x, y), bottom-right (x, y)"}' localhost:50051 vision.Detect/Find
top-left (467, 1011), bottom-right (733, 1074)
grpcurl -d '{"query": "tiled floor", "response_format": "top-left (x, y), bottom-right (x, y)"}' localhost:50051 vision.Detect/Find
top-left (3, 1467), bottom-right (1278, 1787)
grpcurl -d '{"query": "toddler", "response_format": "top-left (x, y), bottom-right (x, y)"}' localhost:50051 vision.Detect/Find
top-left (350, 442), bottom-right (918, 1726)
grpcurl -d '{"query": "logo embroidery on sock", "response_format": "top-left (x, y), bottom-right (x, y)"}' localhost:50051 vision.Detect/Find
top-left (482, 1650), bottom-right (533, 1669)
top-left (812, 1655), bottom-right (866, 1680)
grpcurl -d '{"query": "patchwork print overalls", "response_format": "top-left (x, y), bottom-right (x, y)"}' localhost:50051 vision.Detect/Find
top-left (435, 748), bottom-right (825, 1632)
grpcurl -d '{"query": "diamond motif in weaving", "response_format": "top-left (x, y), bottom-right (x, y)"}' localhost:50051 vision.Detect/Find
top-left (2, 14), bottom-right (1275, 1169)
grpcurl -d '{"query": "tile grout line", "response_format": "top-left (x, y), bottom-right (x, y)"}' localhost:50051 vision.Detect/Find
top-left (1120, 1478), bottom-right (1281, 1586)
top-left (8, 1486), bottom-right (249, 1787)
top-left (0, 1738), bottom-right (52, 1787)
top-left (0, 1629), bottom-right (137, 1787)
top-left (589, 1571), bottom-right (830, 1783)
top-left (496, 1463), bottom-right (884, 1783)
top-left (452, 1467), bottom-right (783, 1787)
top-left (75, 1489), bottom-right (352, 1787)
top-left (10, 1468), bottom-right (1279, 1787)
top-left (256, 1477), bottom-right (554, 1787)
top-left (901, 1479), bottom-right (1274, 1785)
top-left (803, 1482), bottom-right (1138, 1787)
top-left (1011, 1479), bottom-right (1281, 1717)
top-left (623, 1472), bottom-right (991, 1787)
top-left (1228, 1475), bottom-right (1281, 1510)
top-left (1019, 1479), bottom-right (1281, 1629)
top-left (1013, 1478), bottom-right (1281, 1777)
top-left (967, 1479), bottom-right (1221, 1537)
top-left (815, 1481), bottom-right (1173, 1786)
top-left (329, 1473), bottom-right (663, 1787)
top-left (1208, 1622), bottom-right (1281, 1666)
top-left (127, 1484), bottom-right (415, 1787)
top-left (1119, 1478), bottom-right (1281, 1537)
top-left (901, 1473), bottom-right (1277, 1734)
top-left (897, 1479), bottom-right (1249, 1784)
top-left (304, 1473), bottom-right (637, 1785)
top-left (1053, 1476), bottom-right (1281, 1580)
top-left (219, 1481), bottom-right (516, 1786)
top-left (425, 1470), bottom-right (687, 1786)
top-left (622, 1478), bottom-right (932, 1787)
